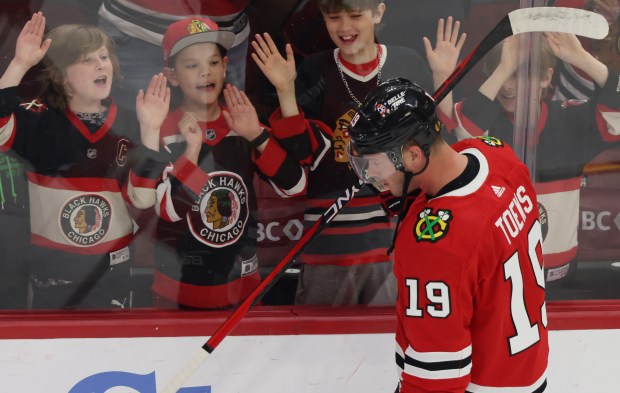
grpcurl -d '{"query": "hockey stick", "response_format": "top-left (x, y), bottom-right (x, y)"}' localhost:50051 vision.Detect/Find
top-left (160, 7), bottom-right (607, 392)
top-left (434, 6), bottom-right (607, 103)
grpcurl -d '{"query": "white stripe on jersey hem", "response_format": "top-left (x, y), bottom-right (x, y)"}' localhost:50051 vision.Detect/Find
top-left (406, 344), bottom-right (472, 363)
top-left (466, 369), bottom-right (547, 392)
top-left (404, 362), bottom-right (472, 380)
top-left (402, 344), bottom-right (472, 380)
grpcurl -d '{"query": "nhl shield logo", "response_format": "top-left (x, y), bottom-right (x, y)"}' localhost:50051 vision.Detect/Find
top-left (188, 171), bottom-right (249, 248)
top-left (205, 128), bottom-right (217, 141)
top-left (60, 194), bottom-right (111, 246)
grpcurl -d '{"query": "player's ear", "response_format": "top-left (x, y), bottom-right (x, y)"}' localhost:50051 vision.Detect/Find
top-left (403, 143), bottom-right (423, 169)
top-left (373, 2), bottom-right (386, 23)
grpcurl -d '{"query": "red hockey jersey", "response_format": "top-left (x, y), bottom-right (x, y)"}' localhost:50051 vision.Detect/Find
top-left (453, 70), bottom-right (620, 281)
top-left (395, 137), bottom-right (548, 392)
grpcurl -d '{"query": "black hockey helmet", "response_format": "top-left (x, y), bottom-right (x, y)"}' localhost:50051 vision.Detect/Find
top-left (348, 78), bottom-right (440, 156)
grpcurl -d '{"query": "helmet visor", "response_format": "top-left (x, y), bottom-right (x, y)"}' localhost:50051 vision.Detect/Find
top-left (347, 143), bottom-right (398, 192)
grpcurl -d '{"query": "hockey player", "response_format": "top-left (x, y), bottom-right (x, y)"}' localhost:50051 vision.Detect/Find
top-left (0, 12), bottom-right (169, 308)
top-left (151, 16), bottom-right (305, 309)
top-left (452, 33), bottom-right (620, 282)
top-left (347, 78), bottom-right (548, 392)
top-left (251, 0), bottom-right (465, 305)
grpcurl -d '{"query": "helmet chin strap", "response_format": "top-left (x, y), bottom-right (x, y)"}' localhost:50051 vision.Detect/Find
top-left (386, 148), bottom-right (430, 255)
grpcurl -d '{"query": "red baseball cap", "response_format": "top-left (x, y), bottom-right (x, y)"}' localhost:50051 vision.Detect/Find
top-left (162, 16), bottom-right (235, 66)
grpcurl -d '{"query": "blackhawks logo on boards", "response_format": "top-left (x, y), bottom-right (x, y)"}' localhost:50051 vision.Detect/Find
top-left (477, 136), bottom-right (504, 148)
top-left (415, 208), bottom-right (452, 243)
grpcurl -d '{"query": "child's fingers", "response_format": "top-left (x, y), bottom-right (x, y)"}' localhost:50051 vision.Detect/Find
top-left (285, 43), bottom-right (295, 62)
top-left (444, 16), bottom-right (453, 42)
top-left (450, 21), bottom-right (461, 44)
top-left (456, 33), bottom-right (466, 51)
top-left (135, 89), bottom-right (145, 105)
top-left (145, 74), bottom-right (157, 96)
top-left (223, 86), bottom-right (234, 108)
top-left (40, 38), bottom-right (52, 53)
top-left (164, 86), bottom-right (171, 104)
top-left (34, 12), bottom-right (46, 36)
top-left (222, 109), bottom-right (233, 129)
top-left (228, 85), bottom-right (244, 105)
top-left (251, 39), bottom-right (268, 63)
top-left (254, 33), bottom-right (269, 52)
top-left (436, 18), bottom-right (444, 42)
top-left (238, 90), bottom-right (252, 106)
top-left (264, 32), bottom-right (279, 53)
top-left (157, 75), bottom-right (168, 98)
top-left (251, 53), bottom-right (267, 71)
top-left (21, 19), bottom-right (33, 36)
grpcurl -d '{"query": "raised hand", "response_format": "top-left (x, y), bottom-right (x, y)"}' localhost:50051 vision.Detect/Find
top-left (423, 16), bottom-right (466, 84)
top-left (222, 84), bottom-right (262, 141)
top-left (15, 12), bottom-right (51, 70)
top-left (543, 32), bottom-right (585, 66)
top-left (136, 73), bottom-right (170, 151)
top-left (0, 12), bottom-right (52, 88)
top-left (496, 35), bottom-right (520, 78)
top-left (545, 31), bottom-right (608, 88)
top-left (251, 33), bottom-right (296, 93)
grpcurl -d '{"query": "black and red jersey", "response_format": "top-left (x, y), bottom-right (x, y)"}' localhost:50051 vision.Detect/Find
top-left (0, 87), bottom-right (162, 257)
top-left (269, 45), bottom-right (433, 266)
top-left (152, 107), bottom-right (304, 308)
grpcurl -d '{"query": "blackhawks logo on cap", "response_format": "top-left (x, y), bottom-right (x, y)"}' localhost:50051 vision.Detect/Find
top-left (415, 208), bottom-right (452, 242)
top-left (188, 19), bottom-right (211, 34)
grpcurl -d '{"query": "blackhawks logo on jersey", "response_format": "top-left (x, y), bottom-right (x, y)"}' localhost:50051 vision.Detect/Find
top-left (60, 194), bottom-right (112, 246)
top-left (333, 109), bottom-right (357, 163)
top-left (188, 171), bottom-right (249, 248)
top-left (476, 136), bottom-right (504, 148)
top-left (415, 208), bottom-right (452, 243)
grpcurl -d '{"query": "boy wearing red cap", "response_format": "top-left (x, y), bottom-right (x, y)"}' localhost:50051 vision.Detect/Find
top-left (151, 17), bottom-right (306, 309)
